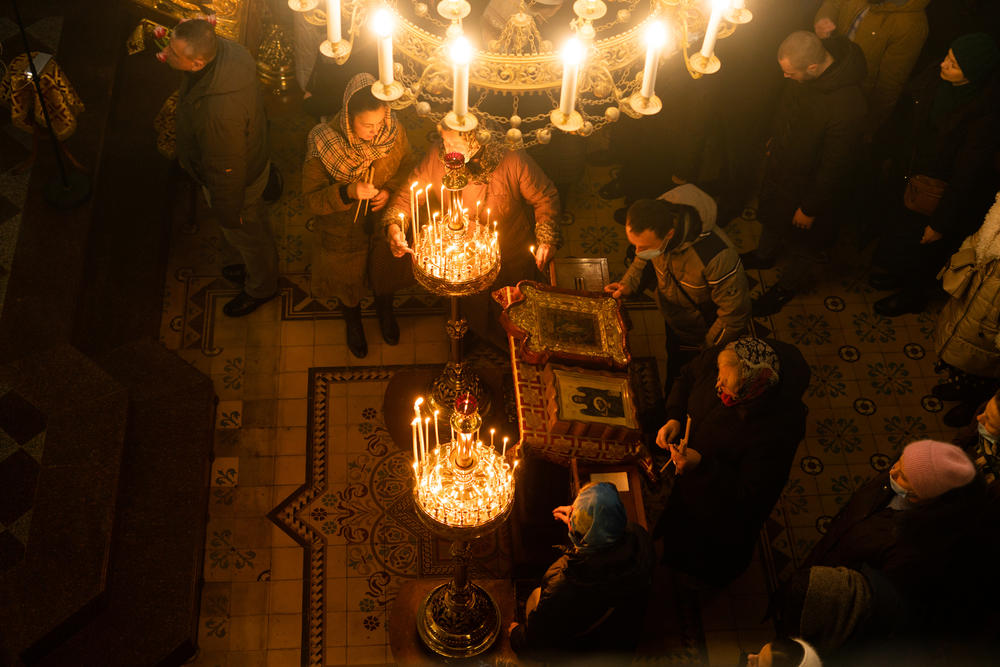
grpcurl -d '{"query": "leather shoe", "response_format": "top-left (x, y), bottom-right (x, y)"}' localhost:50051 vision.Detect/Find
top-left (872, 291), bottom-right (926, 317)
top-left (375, 295), bottom-right (400, 345)
top-left (943, 401), bottom-right (979, 428)
top-left (752, 286), bottom-right (796, 316)
top-left (223, 290), bottom-right (277, 317)
top-left (868, 272), bottom-right (901, 291)
top-left (740, 250), bottom-right (776, 270)
top-left (222, 264), bottom-right (247, 285)
top-left (932, 378), bottom-right (971, 402)
top-left (342, 306), bottom-right (368, 359)
top-left (598, 178), bottom-right (623, 200)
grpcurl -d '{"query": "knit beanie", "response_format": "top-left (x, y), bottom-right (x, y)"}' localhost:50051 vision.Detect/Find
top-left (900, 440), bottom-right (976, 500)
top-left (794, 639), bottom-right (823, 667)
top-left (951, 33), bottom-right (1000, 84)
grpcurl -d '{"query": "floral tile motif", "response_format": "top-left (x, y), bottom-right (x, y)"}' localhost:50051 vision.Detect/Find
top-left (216, 400), bottom-right (243, 429)
top-left (865, 360), bottom-right (913, 397)
top-left (579, 224), bottom-right (623, 255)
top-left (807, 363), bottom-right (848, 399)
top-left (784, 312), bottom-right (834, 347)
top-left (815, 416), bottom-right (863, 455)
top-left (851, 311), bottom-right (896, 345)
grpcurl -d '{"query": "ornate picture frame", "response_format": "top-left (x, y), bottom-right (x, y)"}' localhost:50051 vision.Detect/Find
top-left (498, 281), bottom-right (630, 369)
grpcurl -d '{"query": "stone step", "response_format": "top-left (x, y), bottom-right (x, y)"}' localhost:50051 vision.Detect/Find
top-left (30, 340), bottom-right (215, 666)
top-left (0, 345), bottom-right (128, 664)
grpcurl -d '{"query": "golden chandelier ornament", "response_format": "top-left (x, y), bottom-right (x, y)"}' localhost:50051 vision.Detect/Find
top-left (289, 0), bottom-right (753, 146)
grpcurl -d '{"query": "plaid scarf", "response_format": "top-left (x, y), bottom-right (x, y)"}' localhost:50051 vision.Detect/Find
top-left (306, 72), bottom-right (399, 183)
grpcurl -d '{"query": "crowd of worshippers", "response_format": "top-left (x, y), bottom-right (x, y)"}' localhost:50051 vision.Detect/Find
top-left (162, 2), bottom-right (1000, 664)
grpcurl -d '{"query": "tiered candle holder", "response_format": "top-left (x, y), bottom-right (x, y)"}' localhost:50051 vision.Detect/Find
top-left (405, 153), bottom-right (501, 417)
top-left (410, 393), bottom-right (517, 657)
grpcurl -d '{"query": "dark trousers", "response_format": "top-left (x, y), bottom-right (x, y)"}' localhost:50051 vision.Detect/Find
top-left (874, 203), bottom-right (961, 299)
top-left (756, 189), bottom-right (837, 293)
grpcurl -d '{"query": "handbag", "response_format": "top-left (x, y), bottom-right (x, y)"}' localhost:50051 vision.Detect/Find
top-left (903, 174), bottom-right (948, 216)
top-left (937, 235), bottom-right (977, 298)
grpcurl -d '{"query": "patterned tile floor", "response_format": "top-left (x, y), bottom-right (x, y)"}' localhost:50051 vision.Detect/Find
top-left (162, 93), bottom-right (956, 666)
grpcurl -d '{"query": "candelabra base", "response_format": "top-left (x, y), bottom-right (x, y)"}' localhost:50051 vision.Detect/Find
top-left (627, 91), bottom-right (662, 116)
top-left (550, 108), bottom-right (584, 132)
top-left (320, 38), bottom-right (352, 64)
top-left (372, 79), bottom-right (405, 102)
top-left (428, 361), bottom-right (492, 419)
top-left (443, 110), bottom-right (478, 132)
top-left (725, 7), bottom-right (753, 24)
top-left (688, 51), bottom-right (721, 75)
top-left (417, 581), bottom-right (501, 658)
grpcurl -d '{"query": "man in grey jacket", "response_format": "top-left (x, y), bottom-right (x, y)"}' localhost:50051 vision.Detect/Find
top-left (605, 184), bottom-right (751, 391)
top-left (167, 18), bottom-right (279, 317)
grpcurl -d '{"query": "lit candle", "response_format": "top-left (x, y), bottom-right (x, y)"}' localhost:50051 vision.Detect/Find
top-left (490, 428), bottom-right (495, 449)
top-left (640, 21), bottom-right (667, 99)
top-left (372, 9), bottom-right (395, 87)
top-left (409, 181), bottom-right (418, 232)
top-left (475, 200), bottom-right (481, 222)
top-left (433, 410), bottom-right (440, 448)
top-left (558, 38), bottom-right (585, 118)
top-left (414, 398), bottom-right (425, 462)
top-left (502, 436), bottom-right (508, 457)
top-left (411, 417), bottom-right (419, 466)
top-left (325, 0), bottom-right (342, 44)
top-left (450, 36), bottom-right (472, 119)
top-left (424, 184), bottom-right (432, 227)
top-left (700, 0), bottom-right (727, 60)
top-left (423, 417), bottom-right (431, 461)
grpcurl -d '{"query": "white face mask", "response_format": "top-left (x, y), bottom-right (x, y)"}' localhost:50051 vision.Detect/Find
top-left (636, 237), bottom-right (668, 261)
top-left (889, 476), bottom-right (909, 499)
top-left (978, 422), bottom-right (998, 444)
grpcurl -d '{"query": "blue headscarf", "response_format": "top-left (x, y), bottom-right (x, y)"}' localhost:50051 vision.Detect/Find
top-left (569, 482), bottom-right (627, 551)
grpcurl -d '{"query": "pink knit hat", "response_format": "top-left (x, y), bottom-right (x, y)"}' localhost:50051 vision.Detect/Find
top-left (900, 440), bottom-right (976, 499)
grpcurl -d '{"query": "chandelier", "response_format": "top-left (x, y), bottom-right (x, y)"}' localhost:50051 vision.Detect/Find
top-left (289, 0), bottom-right (752, 146)
top-left (410, 392), bottom-right (518, 656)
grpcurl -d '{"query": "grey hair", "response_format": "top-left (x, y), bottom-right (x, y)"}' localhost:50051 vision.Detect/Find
top-left (778, 30), bottom-right (828, 71)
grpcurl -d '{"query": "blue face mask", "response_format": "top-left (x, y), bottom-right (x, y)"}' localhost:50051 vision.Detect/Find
top-left (978, 422), bottom-right (998, 444)
top-left (889, 476), bottom-right (909, 499)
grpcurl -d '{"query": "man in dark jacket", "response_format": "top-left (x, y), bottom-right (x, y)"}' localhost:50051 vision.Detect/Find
top-left (509, 482), bottom-right (654, 660)
top-left (654, 337), bottom-right (810, 586)
top-left (744, 31), bottom-right (867, 315)
top-left (168, 19), bottom-right (279, 317)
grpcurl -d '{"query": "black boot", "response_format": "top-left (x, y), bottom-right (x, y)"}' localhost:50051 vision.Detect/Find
top-left (342, 305), bottom-right (367, 359)
top-left (375, 294), bottom-right (399, 345)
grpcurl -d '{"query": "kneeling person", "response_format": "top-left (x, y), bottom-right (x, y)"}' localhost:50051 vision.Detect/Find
top-left (509, 482), bottom-right (654, 659)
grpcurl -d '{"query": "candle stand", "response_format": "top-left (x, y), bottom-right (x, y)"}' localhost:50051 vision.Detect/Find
top-left (410, 394), bottom-right (517, 657)
top-left (409, 153), bottom-right (501, 418)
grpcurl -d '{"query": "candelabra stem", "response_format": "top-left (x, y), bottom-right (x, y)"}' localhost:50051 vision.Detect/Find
top-left (428, 296), bottom-right (492, 418)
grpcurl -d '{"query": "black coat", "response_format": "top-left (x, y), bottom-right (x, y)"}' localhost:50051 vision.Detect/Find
top-left (511, 523), bottom-right (655, 656)
top-left (891, 64), bottom-right (1000, 240)
top-left (655, 339), bottom-right (810, 585)
top-left (763, 36), bottom-right (868, 217)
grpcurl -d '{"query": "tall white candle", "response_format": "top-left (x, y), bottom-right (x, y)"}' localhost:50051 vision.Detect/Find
top-left (450, 36), bottom-right (472, 119)
top-left (372, 9), bottom-right (395, 86)
top-left (641, 21), bottom-right (667, 99)
top-left (558, 38), bottom-right (585, 118)
top-left (423, 417), bottom-right (431, 461)
top-left (414, 398), bottom-right (425, 463)
top-left (700, 0), bottom-right (726, 59)
top-left (411, 418), bottom-right (419, 466)
top-left (326, 0), bottom-right (341, 43)
top-left (433, 410), bottom-right (440, 449)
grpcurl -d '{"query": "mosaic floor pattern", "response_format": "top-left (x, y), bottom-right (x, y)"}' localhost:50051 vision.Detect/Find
top-left (159, 86), bottom-right (960, 664)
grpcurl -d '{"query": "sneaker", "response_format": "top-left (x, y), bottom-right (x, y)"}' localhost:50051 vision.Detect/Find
top-left (872, 291), bottom-right (926, 317)
top-left (343, 307), bottom-right (368, 359)
top-left (868, 272), bottom-right (902, 291)
top-left (752, 286), bottom-right (796, 316)
top-left (943, 401), bottom-right (979, 428)
top-left (598, 178), bottom-right (623, 200)
top-left (223, 290), bottom-right (277, 317)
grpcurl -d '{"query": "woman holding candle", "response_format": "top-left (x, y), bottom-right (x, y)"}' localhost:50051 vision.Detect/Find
top-left (302, 72), bottom-right (413, 358)
top-left (380, 125), bottom-right (562, 348)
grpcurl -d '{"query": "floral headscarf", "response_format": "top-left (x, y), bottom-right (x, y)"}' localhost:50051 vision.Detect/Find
top-left (718, 337), bottom-right (781, 406)
top-left (306, 72), bottom-right (399, 183)
top-left (568, 482), bottom-right (627, 551)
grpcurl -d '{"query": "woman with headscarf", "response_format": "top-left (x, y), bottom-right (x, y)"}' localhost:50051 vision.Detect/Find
top-left (869, 32), bottom-right (1000, 317)
top-left (302, 72), bottom-right (412, 358)
top-left (509, 482), bottom-right (654, 659)
top-left (653, 337), bottom-right (810, 586)
top-left (379, 124), bottom-right (561, 349)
